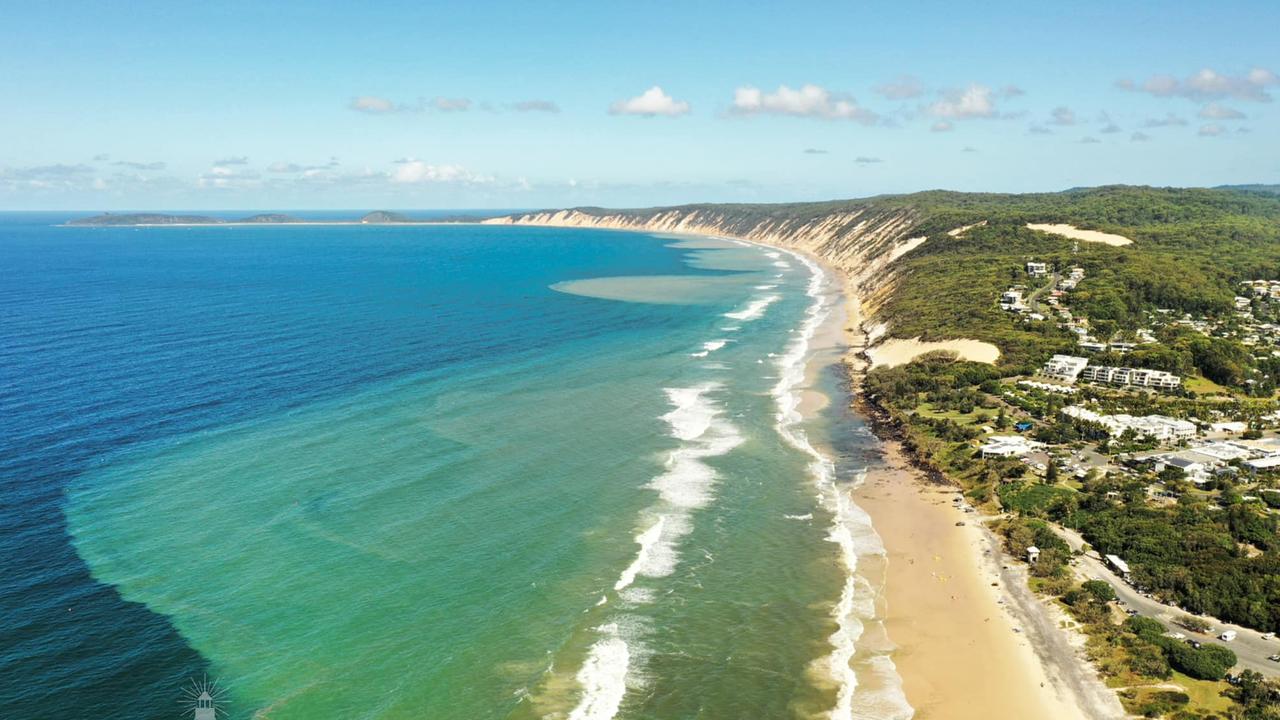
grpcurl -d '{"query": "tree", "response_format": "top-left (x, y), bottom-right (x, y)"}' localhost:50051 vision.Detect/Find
top-left (1082, 579), bottom-right (1116, 603)
top-left (1179, 615), bottom-right (1211, 633)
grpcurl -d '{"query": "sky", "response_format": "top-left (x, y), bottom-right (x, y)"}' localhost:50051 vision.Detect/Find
top-left (1, 0), bottom-right (1278, 210)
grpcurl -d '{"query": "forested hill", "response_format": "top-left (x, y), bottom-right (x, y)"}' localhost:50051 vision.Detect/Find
top-left (490, 186), bottom-right (1280, 371)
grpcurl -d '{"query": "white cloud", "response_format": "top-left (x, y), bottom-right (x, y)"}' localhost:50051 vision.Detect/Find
top-left (350, 95), bottom-right (397, 113)
top-left (1118, 67), bottom-right (1279, 102)
top-left (198, 164), bottom-right (260, 189)
top-left (803, 148), bottom-right (829, 154)
top-left (1081, 136), bottom-right (1101, 144)
top-left (1049, 106), bottom-right (1076, 126)
top-left (931, 120), bottom-right (954, 132)
top-left (0, 164), bottom-right (93, 188)
top-left (928, 85), bottom-right (997, 119)
top-left (1000, 85), bottom-right (1026, 98)
top-left (609, 86), bottom-right (690, 116)
top-left (1130, 131), bottom-right (1151, 142)
top-left (431, 97), bottom-right (471, 112)
top-left (1198, 103), bottom-right (1246, 120)
top-left (875, 75), bottom-right (923, 100)
top-left (511, 99), bottom-right (560, 113)
top-left (1198, 123), bottom-right (1225, 137)
top-left (730, 84), bottom-right (878, 123)
top-left (391, 160), bottom-right (491, 184)
top-left (215, 156), bottom-right (250, 165)
top-left (855, 156), bottom-right (882, 164)
top-left (1097, 113), bottom-right (1122, 134)
top-left (1142, 112), bottom-right (1188, 128)
top-left (111, 160), bottom-right (166, 170)
top-left (1028, 124), bottom-right (1053, 135)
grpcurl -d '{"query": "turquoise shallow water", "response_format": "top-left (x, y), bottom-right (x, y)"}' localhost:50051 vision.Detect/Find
top-left (6, 219), bottom-right (904, 718)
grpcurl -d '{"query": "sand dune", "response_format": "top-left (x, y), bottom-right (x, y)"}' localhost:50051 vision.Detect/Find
top-left (1027, 223), bottom-right (1133, 246)
top-left (866, 337), bottom-right (1000, 368)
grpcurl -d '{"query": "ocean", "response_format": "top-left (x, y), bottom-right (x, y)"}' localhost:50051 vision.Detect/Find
top-left (0, 214), bottom-right (910, 719)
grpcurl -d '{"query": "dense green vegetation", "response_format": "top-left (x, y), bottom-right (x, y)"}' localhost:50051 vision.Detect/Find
top-left (1066, 500), bottom-right (1280, 632)
top-left (806, 186), bottom-right (1280, 389)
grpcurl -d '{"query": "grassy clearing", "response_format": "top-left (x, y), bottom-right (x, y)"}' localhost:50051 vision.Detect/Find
top-left (997, 481), bottom-right (1076, 514)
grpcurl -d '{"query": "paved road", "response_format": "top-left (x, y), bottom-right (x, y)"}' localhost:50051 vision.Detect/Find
top-left (1025, 271), bottom-right (1059, 314)
top-left (1053, 525), bottom-right (1280, 677)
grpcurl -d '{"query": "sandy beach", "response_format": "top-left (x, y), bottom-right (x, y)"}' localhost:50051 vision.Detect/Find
top-left (853, 444), bottom-right (1118, 719)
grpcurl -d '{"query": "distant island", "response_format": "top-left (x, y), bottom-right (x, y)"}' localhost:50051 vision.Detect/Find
top-left (65, 210), bottom-right (485, 226)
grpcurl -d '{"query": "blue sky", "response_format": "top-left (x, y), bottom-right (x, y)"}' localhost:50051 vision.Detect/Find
top-left (1, 0), bottom-right (1278, 209)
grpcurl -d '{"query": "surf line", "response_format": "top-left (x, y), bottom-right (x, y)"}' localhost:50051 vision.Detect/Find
top-left (767, 247), bottom-right (913, 720)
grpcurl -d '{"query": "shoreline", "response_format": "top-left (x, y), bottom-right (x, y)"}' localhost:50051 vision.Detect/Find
top-left (853, 441), bottom-right (1120, 719)
top-left (675, 229), bottom-right (1122, 718)
top-left (826, 257), bottom-right (1123, 719)
top-left (734, 231), bottom-right (1118, 718)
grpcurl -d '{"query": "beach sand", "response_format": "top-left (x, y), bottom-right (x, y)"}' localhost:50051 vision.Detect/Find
top-left (854, 445), bottom-right (1091, 720)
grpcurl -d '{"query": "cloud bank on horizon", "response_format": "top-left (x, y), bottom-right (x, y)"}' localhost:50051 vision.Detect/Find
top-left (1, 1), bottom-right (1277, 209)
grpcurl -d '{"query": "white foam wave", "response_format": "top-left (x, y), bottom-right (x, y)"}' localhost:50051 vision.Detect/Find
top-left (569, 382), bottom-right (744, 718)
top-left (773, 260), bottom-right (791, 269)
top-left (766, 249), bottom-right (912, 720)
top-left (567, 624), bottom-right (630, 720)
top-left (689, 339), bottom-right (728, 358)
top-left (615, 517), bottom-right (667, 591)
top-left (784, 513), bottom-right (814, 521)
top-left (661, 384), bottom-right (719, 440)
top-left (724, 295), bottom-right (779, 321)
top-left (754, 284), bottom-right (778, 290)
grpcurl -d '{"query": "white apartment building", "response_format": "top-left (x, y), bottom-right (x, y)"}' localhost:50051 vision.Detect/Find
top-left (1078, 365), bottom-right (1182, 390)
top-left (1042, 354), bottom-right (1089, 383)
top-left (979, 435), bottom-right (1045, 458)
top-left (1062, 406), bottom-right (1196, 443)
